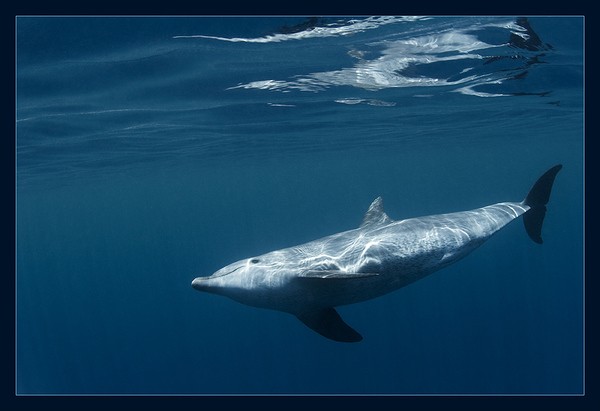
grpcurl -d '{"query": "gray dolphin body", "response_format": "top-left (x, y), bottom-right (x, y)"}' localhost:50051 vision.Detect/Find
top-left (192, 165), bottom-right (562, 342)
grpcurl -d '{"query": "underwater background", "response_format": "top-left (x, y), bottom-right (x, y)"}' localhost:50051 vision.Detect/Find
top-left (16, 16), bottom-right (583, 394)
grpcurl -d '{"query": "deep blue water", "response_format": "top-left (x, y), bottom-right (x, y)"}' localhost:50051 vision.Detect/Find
top-left (16, 16), bottom-right (583, 395)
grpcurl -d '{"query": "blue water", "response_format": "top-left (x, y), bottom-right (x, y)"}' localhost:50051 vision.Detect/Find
top-left (16, 16), bottom-right (584, 395)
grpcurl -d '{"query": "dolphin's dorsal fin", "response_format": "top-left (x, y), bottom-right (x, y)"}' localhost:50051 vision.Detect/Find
top-left (360, 197), bottom-right (392, 228)
top-left (296, 307), bottom-right (363, 342)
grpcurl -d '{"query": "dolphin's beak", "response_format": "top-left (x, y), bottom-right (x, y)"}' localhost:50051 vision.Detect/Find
top-left (191, 277), bottom-right (209, 291)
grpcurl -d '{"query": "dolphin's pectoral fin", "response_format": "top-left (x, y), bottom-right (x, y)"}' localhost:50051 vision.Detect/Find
top-left (298, 270), bottom-right (379, 279)
top-left (296, 308), bottom-right (363, 342)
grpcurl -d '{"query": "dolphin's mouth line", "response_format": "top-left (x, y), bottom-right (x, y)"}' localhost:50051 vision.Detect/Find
top-left (192, 265), bottom-right (244, 290)
top-left (202, 265), bottom-right (243, 280)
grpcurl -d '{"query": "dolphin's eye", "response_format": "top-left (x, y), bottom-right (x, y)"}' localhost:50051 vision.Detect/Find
top-left (250, 258), bottom-right (260, 264)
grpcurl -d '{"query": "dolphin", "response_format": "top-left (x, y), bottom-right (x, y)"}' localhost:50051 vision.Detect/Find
top-left (192, 165), bottom-right (562, 342)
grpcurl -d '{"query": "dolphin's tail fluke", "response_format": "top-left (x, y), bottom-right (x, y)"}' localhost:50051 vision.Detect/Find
top-left (522, 164), bottom-right (562, 244)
